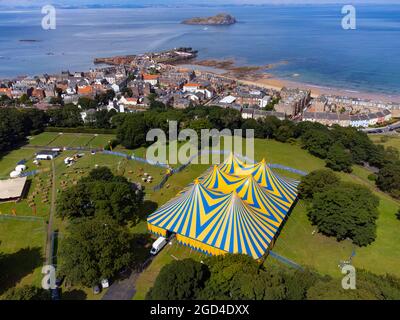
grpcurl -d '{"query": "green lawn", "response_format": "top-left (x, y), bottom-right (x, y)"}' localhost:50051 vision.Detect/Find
top-left (0, 219), bottom-right (46, 299)
top-left (369, 134), bottom-right (400, 151)
top-left (28, 132), bottom-right (59, 147)
top-left (66, 135), bottom-right (95, 147)
top-left (0, 148), bottom-right (37, 178)
top-left (133, 138), bottom-right (400, 299)
top-left (87, 134), bottom-right (116, 149)
top-left (2, 134), bottom-right (400, 300)
top-left (49, 134), bottom-right (83, 148)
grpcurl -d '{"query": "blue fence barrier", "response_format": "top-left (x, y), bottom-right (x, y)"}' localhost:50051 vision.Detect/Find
top-left (102, 150), bottom-right (131, 159)
top-left (0, 214), bottom-right (45, 222)
top-left (269, 250), bottom-right (303, 270)
top-left (19, 170), bottom-right (39, 178)
top-left (269, 164), bottom-right (308, 176)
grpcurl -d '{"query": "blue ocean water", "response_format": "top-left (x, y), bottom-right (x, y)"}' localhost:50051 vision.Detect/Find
top-left (0, 5), bottom-right (399, 95)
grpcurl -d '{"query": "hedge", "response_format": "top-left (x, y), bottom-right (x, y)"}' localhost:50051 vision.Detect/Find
top-left (44, 127), bottom-right (117, 134)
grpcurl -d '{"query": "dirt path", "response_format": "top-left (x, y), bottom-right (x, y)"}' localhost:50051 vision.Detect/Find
top-left (45, 160), bottom-right (57, 265)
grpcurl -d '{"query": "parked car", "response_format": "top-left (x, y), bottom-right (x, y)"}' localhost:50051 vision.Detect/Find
top-left (51, 288), bottom-right (61, 300)
top-left (92, 285), bottom-right (101, 295)
top-left (101, 279), bottom-right (110, 289)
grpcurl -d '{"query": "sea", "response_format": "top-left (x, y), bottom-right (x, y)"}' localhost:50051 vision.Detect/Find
top-left (0, 4), bottom-right (399, 96)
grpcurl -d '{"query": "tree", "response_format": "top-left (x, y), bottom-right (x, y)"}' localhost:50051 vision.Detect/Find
top-left (326, 142), bottom-right (353, 173)
top-left (0, 108), bottom-right (28, 152)
top-left (57, 167), bottom-right (144, 224)
top-left (308, 183), bottom-right (379, 246)
top-left (78, 97), bottom-right (98, 110)
top-left (294, 121), bottom-right (326, 138)
top-left (146, 259), bottom-right (209, 300)
top-left (307, 270), bottom-right (400, 300)
top-left (274, 122), bottom-right (295, 143)
top-left (301, 128), bottom-right (333, 159)
top-left (84, 167), bottom-right (115, 182)
top-left (376, 163), bottom-right (400, 199)
top-left (21, 108), bottom-right (48, 134)
top-left (198, 254), bottom-right (264, 300)
top-left (306, 277), bottom-right (377, 300)
top-left (117, 113), bottom-right (148, 149)
top-left (188, 118), bottom-right (213, 137)
top-left (47, 104), bottom-right (83, 127)
top-left (96, 89), bottom-right (115, 106)
top-left (59, 216), bottom-right (134, 287)
top-left (260, 116), bottom-right (281, 139)
top-left (5, 285), bottom-right (50, 300)
top-left (241, 119), bottom-right (264, 139)
top-left (298, 169), bottom-right (340, 200)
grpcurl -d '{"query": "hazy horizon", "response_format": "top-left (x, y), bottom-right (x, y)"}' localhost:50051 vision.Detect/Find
top-left (1, 0), bottom-right (400, 9)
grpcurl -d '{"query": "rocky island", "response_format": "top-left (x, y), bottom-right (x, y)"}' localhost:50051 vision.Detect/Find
top-left (182, 13), bottom-right (237, 26)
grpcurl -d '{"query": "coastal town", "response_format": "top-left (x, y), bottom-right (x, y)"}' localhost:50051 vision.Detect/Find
top-left (0, 47), bottom-right (399, 131)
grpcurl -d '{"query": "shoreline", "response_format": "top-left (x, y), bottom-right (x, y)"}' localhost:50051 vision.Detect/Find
top-left (180, 60), bottom-right (400, 104)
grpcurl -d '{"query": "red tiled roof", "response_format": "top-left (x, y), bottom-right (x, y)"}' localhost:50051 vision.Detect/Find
top-left (184, 83), bottom-right (201, 87)
top-left (143, 74), bottom-right (160, 80)
top-left (78, 85), bottom-right (93, 95)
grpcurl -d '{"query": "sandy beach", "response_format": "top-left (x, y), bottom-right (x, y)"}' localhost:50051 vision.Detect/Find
top-left (181, 60), bottom-right (400, 104)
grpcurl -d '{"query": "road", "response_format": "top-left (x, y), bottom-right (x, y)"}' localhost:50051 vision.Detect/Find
top-left (102, 257), bottom-right (154, 300)
top-left (101, 271), bottom-right (140, 300)
top-left (361, 120), bottom-right (400, 134)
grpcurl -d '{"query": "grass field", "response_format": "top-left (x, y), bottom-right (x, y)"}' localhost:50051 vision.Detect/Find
top-left (87, 134), bottom-right (116, 149)
top-left (28, 132), bottom-right (59, 147)
top-left (0, 219), bottom-right (46, 298)
top-left (132, 138), bottom-right (400, 299)
top-left (369, 134), bottom-right (400, 151)
top-left (27, 132), bottom-right (116, 149)
top-left (2, 133), bottom-right (400, 300)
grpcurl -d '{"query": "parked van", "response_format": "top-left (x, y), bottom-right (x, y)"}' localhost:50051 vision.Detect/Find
top-left (150, 237), bottom-right (167, 255)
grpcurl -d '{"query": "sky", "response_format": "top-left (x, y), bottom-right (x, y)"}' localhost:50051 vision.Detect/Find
top-left (0, 0), bottom-right (399, 8)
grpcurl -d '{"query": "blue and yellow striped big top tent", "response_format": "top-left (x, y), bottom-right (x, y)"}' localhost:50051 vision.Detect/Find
top-left (147, 153), bottom-right (299, 259)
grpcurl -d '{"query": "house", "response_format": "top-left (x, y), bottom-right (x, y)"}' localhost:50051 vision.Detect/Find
top-left (241, 108), bottom-right (285, 120)
top-left (183, 83), bottom-right (201, 93)
top-left (111, 83), bottom-right (120, 93)
top-left (77, 85), bottom-right (94, 96)
top-left (338, 114), bottom-right (351, 127)
top-left (219, 95), bottom-right (237, 105)
top-left (233, 90), bottom-right (270, 109)
top-left (36, 150), bottom-right (59, 160)
top-left (350, 115), bottom-right (369, 128)
top-left (173, 97), bottom-right (191, 109)
top-left (119, 96), bottom-right (139, 106)
top-left (80, 109), bottom-right (97, 123)
top-left (0, 88), bottom-right (12, 98)
top-left (183, 83), bottom-right (213, 99)
top-left (31, 88), bottom-right (46, 100)
top-left (143, 74), bottom-right (160, 86)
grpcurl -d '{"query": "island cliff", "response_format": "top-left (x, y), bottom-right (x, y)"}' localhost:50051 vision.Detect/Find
top-left (182, 13), bottom-right (237, 26)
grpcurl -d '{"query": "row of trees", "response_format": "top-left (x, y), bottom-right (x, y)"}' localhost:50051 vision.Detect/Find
top-left (298, 169), bottom-right (380, 246)
top-left (56, 167), bottom-right (145, 287)
top-left (0, 108), bottom-right (48, 153)
top-left (147, 254), bottom-right (400, 300)
top-left (47, 103), bottom-right (117, 129)
top-left (116, 103), bottom-right (400, 198)
top-left (116, 104), bottom-right (395, 170)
